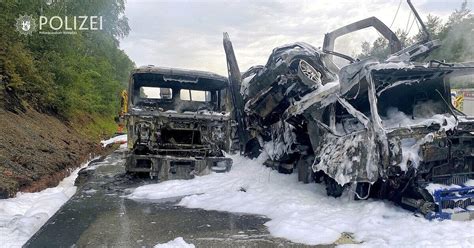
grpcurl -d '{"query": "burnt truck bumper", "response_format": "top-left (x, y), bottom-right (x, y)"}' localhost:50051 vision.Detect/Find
top-left (125, 154), bottom-right (232, 180)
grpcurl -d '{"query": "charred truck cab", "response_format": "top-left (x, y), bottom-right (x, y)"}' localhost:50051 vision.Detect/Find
top-left (125, 66), bottom-right (232, 180)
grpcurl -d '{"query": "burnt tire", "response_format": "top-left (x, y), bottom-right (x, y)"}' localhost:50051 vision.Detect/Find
top-left (278, 165), bottom-right (293, 174)
top-left (245, 138), bottom-right (262, 159)
top-left (313, 170), bottom-right (325, 184)
top-left (324, 175), bottom-right (344, 197)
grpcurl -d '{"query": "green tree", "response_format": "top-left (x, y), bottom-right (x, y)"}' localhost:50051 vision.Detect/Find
top-left (358, 0), bottom-right (474, 63)
top-left (0, 0), bottom-right (135, 135)
top-left (431, 1), bottom-right (474, 62)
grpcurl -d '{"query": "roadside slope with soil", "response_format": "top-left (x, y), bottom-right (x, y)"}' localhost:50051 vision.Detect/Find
top-left (0, 0), bottom-right (133, 199)
top-left (0, 90), bottom-right (111, 198)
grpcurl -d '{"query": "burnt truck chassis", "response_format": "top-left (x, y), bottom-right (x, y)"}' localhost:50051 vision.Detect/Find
top-left (125, 67), bottom-right (233, 180)
top-left (127, 154), bottom-right (231, 180)
top-left (223, 7), bottom-right (474, 219)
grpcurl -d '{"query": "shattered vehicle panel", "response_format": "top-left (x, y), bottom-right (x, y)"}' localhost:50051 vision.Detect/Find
top-left (125, 66), bottom-right (233, 180)
top-left (224, 10), bottom-right (474, 218)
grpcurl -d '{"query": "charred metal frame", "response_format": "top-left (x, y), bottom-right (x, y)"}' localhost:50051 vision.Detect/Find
top-left (124, 66), bottom-right (233, 180)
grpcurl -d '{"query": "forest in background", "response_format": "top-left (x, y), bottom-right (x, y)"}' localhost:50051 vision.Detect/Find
top-left (0, 0), bottom-right (134, 138)
top-left (358, 1), bottom-right (474, 89)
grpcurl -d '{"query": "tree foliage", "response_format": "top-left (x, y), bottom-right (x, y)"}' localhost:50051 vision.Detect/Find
top-left (0, 0), bottom-right (134, 120)
top-left (357, 1), bottom-right (474, 63)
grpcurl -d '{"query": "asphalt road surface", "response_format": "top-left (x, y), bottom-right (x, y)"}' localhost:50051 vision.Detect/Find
top-left (25, 150), bottom-right (328, 248)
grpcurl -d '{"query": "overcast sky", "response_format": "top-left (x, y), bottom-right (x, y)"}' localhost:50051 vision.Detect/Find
top-left (120, 0), bottom-right (472, 75)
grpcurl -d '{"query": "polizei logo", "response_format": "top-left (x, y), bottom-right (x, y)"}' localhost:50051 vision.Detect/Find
top-left (15, 14), bottom-right (103, 35)
top-left (15, 14), bottom-right (37, 36)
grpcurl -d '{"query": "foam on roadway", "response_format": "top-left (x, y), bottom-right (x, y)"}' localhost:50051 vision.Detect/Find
top-left (129, 154), bottom-right (474, 247)
top-left (24, 149), bottom-right (316, 248)
top-left (16, 142), bottom-right (474, 247)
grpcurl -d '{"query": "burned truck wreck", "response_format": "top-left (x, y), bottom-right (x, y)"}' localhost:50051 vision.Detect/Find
top-left (124, 66), bottom-right (232, 180)
top-left (223, 5), bottom-right (474, 218)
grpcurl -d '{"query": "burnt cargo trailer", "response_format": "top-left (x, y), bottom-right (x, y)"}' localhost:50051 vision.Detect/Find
top-left (223, 10), bottom-right (474, 219)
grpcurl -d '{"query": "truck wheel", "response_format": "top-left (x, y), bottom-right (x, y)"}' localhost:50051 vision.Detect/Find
top-left (313, 170), bottom-right (325, 183)
top-left (245, 138), bottom-right (262, 159)
top-left (324, 175), bottom-right (344, 197)
top-left (278, 164), bottom-right (293, 174)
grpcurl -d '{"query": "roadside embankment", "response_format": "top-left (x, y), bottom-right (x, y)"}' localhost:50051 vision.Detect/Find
top-left (0, 91), bottom-right (117, 198)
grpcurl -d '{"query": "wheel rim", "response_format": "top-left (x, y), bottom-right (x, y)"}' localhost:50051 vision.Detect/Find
top-left (299, 60), bottom-right (321, 85)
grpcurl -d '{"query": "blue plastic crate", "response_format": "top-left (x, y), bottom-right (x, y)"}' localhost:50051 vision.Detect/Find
top-left (426, 186), bottom-right (474, 220)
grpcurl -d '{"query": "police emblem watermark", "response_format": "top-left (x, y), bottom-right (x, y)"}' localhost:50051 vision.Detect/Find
top-left (15, 14), bottom-right (103, 35)
top-left (15, 14), bottom-right (37, 36)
